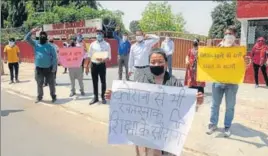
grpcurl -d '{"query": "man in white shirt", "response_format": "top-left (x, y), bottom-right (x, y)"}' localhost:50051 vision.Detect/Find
top-left (161, 34), bottom-right (174, 76)
top-left (128, 30), bottom-right (160, 80)
top-left (84, 29), bottom-right (111, 105)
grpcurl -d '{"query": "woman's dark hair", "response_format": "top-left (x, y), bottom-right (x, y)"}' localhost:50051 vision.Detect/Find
top-left (149, 48), bottom-right (168, 62)
top-left (225, 25), bottom-right (237, 34)
top-left (9, 38), bottom-right (15, 42)
top-left (39, 31), bottom-right (47, 37)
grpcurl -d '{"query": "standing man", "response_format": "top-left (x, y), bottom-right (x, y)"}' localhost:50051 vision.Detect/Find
top-left (113, 26), bottom-right (131, 80)
top-left (3, 38), bottom-right (21, 84)
top-left (161, 34), bottom-right (174, 76)
top-left (43, 38), bottom-right (59, 86)
top-left (75, 34), bottom-right (87, 74)
top-left (84, 29), bottom-right (111, 105)
top-left (25, 27), bottom-right (57, 103)
top-left (128, 30), bottom-right (160, 81)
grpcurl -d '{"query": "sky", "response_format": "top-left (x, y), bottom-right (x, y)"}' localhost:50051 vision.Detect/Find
top-left (99, 1), bottom-right (219, 36)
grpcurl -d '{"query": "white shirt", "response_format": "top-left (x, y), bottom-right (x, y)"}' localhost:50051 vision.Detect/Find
top-left (161, 39), bottom-right (174, 56)
top-left (128, 34), bottom-right (160, 72)
top-left (88, 40), bottom-right (111, 64)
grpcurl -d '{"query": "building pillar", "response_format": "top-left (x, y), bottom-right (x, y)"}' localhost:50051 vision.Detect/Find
top-left (239, 20), bottom-right (248, 46)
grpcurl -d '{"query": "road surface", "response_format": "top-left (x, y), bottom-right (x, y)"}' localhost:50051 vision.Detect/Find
top-left (1, 90), bottom-right (134, 156)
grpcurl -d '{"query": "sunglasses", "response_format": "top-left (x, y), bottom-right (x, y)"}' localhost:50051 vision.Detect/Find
top-left (257, 40), bottom-right (265, 42)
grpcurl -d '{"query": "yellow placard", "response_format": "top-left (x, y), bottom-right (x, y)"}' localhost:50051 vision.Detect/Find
top-left (197, 46), bottom-right (246, 84)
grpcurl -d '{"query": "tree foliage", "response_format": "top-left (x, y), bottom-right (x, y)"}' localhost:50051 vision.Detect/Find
top-left (139, 2), bottom-right (185, 32)
top-left (209, 1), bottom-right (241, 38)
top-left (129, 20), bottom-right (140, 33)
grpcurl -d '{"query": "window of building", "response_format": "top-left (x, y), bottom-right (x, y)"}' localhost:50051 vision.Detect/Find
top-left (247, 19), bottom-right (268, 51)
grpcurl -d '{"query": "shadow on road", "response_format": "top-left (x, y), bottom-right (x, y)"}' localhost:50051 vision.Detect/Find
top-left (1, 109), bottom-right (24, 117)
top-left (56, 83), bottom-right (71, 86)
top-left (259, 86), bottom-right (268, 89)
top-left (74, 93), bottom-right (94, 101)
top-left (18, 80), bottom-right (31, 83)
top-left (42, 98), bottom-right (73, 105)
top-left (216, 123), bottom-right (268, 148)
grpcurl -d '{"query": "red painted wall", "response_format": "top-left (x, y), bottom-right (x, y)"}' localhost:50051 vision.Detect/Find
top-left (237, 1), bottom-right (268, 19)
top-left (1, 39), bottom-right (118, 67)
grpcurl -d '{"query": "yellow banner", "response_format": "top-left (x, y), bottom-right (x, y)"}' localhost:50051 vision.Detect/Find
top-left (197, 46), bottom-right (246, 84)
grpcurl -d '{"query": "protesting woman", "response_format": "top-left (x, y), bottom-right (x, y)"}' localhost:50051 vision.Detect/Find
top-left (105, 48), bottom-right (204, 156)
top-left (184, 38), bottom-right (205, 94)
top-left (250, 37), bottom-right (268, 87)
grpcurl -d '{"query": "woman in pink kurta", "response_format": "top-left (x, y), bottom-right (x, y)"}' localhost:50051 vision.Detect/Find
top-left (184, 39), bottom-right (205, 93)
top-left (250, 37), bottom-right (268, 87)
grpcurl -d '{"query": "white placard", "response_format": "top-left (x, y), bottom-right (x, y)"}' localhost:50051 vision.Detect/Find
top-left (108, 80), bottom-right (197, 156)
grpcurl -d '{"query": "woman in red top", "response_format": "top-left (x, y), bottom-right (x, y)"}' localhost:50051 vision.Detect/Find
top-left (184, 39), bottom-right (205, 93)
top-left (250, 37), bottom-right (268, 87)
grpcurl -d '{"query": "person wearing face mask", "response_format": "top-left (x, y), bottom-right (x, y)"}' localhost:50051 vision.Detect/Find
top-left (128, 30), bottom-right (160, 81)
top-left (3, 38), bottom-right (21, 84)
top-left (161, 34), bottom-right (174, 76)
top-left (113, 26), bottom-right (131, 80)
top-left (64, 39), bottom-right (86, 97)
top-left (75, 34), bottom-right (87, 74)
top-left (44, 38), bottom-right (59, 87)
top-left (207, 26), bottom-right (251, 137)
top-left (84, 29), bottom-right (111, 105)
top-left (184, 39), bottom-right (205, 94)
top-left (250, 37), bottom-right (268, 88)
top-left (104, 48), bottom-right (204, 156)
top-left (24, 27), bottom-right (58, 103)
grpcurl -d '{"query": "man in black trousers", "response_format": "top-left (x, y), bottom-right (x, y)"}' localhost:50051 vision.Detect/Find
top-left (84, 30), bottom-right (111, 105)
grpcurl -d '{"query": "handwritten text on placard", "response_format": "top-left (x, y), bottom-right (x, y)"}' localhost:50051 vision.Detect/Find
top-left (59, 47), bottom-right (84, 68)
top-left (108, 80), bottom-right (197, 155)
top-left (197, 46), bottom-right (246, 84)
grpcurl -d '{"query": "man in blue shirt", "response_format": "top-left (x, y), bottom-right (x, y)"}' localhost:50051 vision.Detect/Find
top-left (25, 27), bottom-right (57, 103)
top-left (113, 26), bottom-right (131, 80)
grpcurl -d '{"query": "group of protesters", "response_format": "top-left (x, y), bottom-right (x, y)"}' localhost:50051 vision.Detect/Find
top-left (2, 24), bottom-right (267, 156)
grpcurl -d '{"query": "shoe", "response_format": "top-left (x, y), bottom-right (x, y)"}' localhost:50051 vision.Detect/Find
top-left (69, 92), bottom-right (76, 97)
top-left (224, 127), bottom-right (231, 137)
top-left (102, 98), bottom-right (107, 104)
top-left (52, 97), bottom-right (57, 103)
top-left (206, 124), bottom-right (217, 135)
top-left (255, 85), bottom-right (259, 88)
top-left (15, 79), bottom-right (20, 83)
top-left (35, 97), bottom-right (42, 103)
top-left (81, 91), bottom-right (85, 96)
top-left (9, 81), bottom-right (14, 84)
top-left (89, 98), bottom-right (99, 105)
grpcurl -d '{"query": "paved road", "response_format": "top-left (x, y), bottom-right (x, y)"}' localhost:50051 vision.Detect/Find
top-left (1, 90), bottom-right (135, 156)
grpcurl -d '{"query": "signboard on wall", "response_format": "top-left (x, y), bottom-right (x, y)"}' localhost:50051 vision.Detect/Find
top-left (36, 18), bottom-right (102, 39)
top-left (236, 1), bottom-right (268, 19)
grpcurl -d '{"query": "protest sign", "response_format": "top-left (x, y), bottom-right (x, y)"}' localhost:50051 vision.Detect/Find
top-left (59, 47), bottom-right (84, 68)
top-left (108, 80), bottom-right (197, 155)
top-left (197, 46), bottom-right (246, 84)
top-left (91, 51), bottom-right (108, 61)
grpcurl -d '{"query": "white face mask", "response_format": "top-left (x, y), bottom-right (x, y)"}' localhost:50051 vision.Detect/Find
top-left (123, 36), bottom-right (127, 42)
top-left (9, 41), bottom-right (15, 47)
top-left (136, 36), bottom-right (144, 42)
top-left (223, 34), bottom-right (236, 47)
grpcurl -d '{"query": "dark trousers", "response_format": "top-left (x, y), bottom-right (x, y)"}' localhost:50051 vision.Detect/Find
top-left (8, 62), bottom-right (19, 81)
top-left (91, 62), bottom-right (106, 99)
top-left (35, 67), bottom-right (56, 99)
top-left (44, 67), bottom-right (57, 85)
top-left (189, 86), bottom-right (204, 94)
top-left (253, 63), bottom-right (268, 86)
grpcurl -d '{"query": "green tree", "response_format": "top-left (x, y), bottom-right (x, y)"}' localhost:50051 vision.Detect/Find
top-left (129, 20), bottom-right (140, 33)
top-left (139, 2), bottom-right (185, 32)
top-left (6, 0), bottom-right (28, 27)
top-left (209, 1), bottom-right (241, 38)
top-left (1, 1), bottom-right (9, 28)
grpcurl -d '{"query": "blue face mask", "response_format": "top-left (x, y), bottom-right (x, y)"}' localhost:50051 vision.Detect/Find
top-left (96, 34), bottom-right (103, 41)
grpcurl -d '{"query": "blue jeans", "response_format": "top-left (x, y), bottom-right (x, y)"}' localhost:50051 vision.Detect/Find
top-left (167, 55), bottom-right (172, 76)
top-left (210, 83), bottom-right (239, 128)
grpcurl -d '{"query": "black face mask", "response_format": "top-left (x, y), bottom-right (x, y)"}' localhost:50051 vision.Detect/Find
top-left (150, 65), bottom-right (165, 76)
top-left (40, 36), bottom-right (47, 44)
top-left (193, 41), bottom-right (198, 47)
